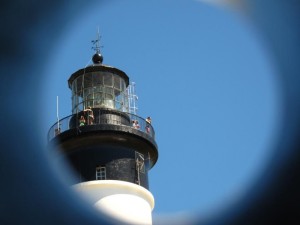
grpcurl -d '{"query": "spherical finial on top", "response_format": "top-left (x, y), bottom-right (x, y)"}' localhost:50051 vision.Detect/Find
top-left (92, 53), bottom-right (103, 64)
top-left (91, 28), bottom-right (104, 64)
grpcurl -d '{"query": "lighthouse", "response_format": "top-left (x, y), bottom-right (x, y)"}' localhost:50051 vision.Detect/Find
top-left (48, 35), bottom-right (158, 225)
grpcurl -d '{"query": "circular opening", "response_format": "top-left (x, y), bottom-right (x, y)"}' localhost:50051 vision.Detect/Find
top-left (40, 0), bottom-right (281, 223)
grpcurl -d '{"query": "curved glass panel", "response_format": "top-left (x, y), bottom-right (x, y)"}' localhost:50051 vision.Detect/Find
top-left (70, 71), bottom-right (128, 114)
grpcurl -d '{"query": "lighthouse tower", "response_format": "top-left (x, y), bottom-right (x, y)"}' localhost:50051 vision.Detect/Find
top-left (48, 35), bottom-right (158, 225)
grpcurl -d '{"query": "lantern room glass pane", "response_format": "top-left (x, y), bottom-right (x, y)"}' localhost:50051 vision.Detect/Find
top-left (95, 86), bottom-right (102, 92)
top-left (94, 92), bottom-right (103, 106)
top-left (114, 76), bottom-right (121, 90)
top-left (72, 79), bottom-right (76, 93)
top-left (83, 88), bottom-right (89, 97)
top-left (104, 87), bottom-right (113, 95)
top-left (77, 102), bottom-right (83, 112)
top-left (105, 93), bottom-right (113, 100)
top-left (76, 76), bottom-right (83, 95)
top-left (84, 74), bottom-right (93, 88)
top-left (114, 89), bottom-right (121, 97)
top-left (93, 72), bottom-right (103, 85)
top-left (103, 73), bottom-right (113, 87)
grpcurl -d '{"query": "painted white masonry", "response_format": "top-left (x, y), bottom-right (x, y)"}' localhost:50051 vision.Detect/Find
top-left (74, 180), bottom-right (154, 225)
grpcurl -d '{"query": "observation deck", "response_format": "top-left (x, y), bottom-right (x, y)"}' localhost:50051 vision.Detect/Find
top-left (48, 107), bottom-right (158, 168)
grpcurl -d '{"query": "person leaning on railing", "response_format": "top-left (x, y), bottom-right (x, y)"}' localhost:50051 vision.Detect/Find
top-left (84, 107), bottom-right (94, 125)
top-left (145, 116), bottom-right (151, 133)
top-left (146, 116), bottom-right (151, 124)
top-left (79, 115), bottom-right (86, 126)
top-left (132, 120), bottom-right (140, 129)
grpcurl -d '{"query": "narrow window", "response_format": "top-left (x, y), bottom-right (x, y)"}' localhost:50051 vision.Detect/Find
top-left (96, 166), bottom-right (106, 180)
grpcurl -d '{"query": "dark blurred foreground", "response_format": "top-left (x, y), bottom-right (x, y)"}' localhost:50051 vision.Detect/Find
top-left (0, 1), bottom-right (300, 224)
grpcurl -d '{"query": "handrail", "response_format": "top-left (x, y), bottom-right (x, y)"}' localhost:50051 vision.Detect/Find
top-left (47, 110), bottom-right (155, 142)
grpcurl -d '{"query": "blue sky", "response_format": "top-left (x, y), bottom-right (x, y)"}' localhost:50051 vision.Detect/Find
top-left (40, 0), bottom-right (281, 219)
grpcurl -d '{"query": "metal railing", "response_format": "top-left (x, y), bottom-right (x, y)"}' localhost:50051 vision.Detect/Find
top-left (48, 110), bottom-right (155, 142)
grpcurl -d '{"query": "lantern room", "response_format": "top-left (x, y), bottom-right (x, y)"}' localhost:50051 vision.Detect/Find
top-left (68, 55), bottom-right (130, 114)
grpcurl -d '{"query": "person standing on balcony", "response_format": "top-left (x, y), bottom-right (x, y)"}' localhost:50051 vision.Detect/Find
top-left (132, 120), bottom-right (140, 129)
top-left (136, 120), bottom-right (140, 129)
top-left (84, 107), bottom-right (94, 125)
top-left (145, 116), bottom-right (151, 133)
top-left (79, 116), bottom-right (86, 126)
